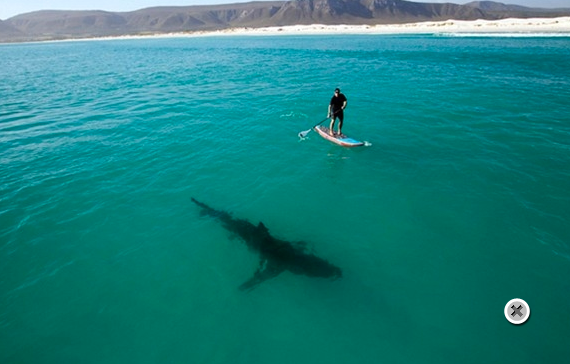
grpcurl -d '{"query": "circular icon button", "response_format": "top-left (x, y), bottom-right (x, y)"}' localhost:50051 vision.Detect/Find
top-left (504, 298), bottom-right (530, 325)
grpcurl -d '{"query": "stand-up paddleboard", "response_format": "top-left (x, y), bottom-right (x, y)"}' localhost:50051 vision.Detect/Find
top-left (314, 125), bottom-right (364, 147)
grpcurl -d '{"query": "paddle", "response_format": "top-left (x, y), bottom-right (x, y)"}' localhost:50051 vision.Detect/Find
top-left (298, 110), bottom-right (339, 139)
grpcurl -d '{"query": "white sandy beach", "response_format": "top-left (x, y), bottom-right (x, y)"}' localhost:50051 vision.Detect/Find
top-left (71, 17), bottom-right (570, 43)
top-left (207, 16), bottom-right (570, 36)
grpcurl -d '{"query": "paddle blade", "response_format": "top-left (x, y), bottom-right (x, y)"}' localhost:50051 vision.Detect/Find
top-left (298, 129), bottom-right (311, 139)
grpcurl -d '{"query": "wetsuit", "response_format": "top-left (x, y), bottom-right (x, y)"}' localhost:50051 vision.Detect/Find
top-left (330, 93), bottom-right (347, 121)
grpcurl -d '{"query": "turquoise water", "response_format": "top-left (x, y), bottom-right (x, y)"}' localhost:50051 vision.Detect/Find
top-left (1, 34), bottom-right (570, 363)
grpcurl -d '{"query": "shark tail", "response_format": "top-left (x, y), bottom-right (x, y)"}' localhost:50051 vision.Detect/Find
top-left (191, 197), bottom-right (230, 219)
top-left (191, 197), bottom-right (209, 209)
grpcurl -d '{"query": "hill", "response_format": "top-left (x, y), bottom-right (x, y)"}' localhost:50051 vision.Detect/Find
top-left (2, 0), bottom-right (569, 42)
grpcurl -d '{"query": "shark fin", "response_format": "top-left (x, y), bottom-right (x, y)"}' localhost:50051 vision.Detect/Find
top-left (256, 222), bottom-right (272, 239)
top-left (257, 222), bottom-right (269, 233)
top-left (239, 259), bottom-right (284, 291)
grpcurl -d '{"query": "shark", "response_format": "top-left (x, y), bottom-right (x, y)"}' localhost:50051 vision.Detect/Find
top-left (191, 198), bottom-right (342, 291)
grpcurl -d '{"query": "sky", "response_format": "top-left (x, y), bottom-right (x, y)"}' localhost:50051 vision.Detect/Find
top-left (1, 0), bottom-right (569, 20)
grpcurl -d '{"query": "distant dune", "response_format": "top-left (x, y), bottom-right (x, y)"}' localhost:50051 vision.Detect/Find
top-left (2, 0), bottom-right (570, 43)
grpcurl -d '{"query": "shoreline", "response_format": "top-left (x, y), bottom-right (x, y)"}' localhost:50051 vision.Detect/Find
top-left (13, 17), bottom-right (570, 44)
top-left (206, 17), bottom-right (570, 37)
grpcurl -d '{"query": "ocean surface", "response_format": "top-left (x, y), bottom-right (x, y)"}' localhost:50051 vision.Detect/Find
top-left (1, 34), bottom-right (570, 363)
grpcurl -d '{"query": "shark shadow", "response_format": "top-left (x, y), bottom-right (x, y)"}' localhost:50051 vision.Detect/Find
top-left (191, 198), bottom-right (342, 291)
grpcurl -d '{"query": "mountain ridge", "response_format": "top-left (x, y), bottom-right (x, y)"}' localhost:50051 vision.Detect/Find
top-left (2, 0), bottom-right (569, 42)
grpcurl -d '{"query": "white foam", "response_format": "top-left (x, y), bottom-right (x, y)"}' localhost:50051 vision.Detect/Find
top-left (440, 32), bottom-right (570, 38)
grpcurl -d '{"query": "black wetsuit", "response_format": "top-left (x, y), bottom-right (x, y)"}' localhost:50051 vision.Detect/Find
top-left (330, 93), bottom-right (347, 121)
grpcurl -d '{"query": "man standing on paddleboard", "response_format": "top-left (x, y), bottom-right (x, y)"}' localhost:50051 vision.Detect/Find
top-left (328, 88), bottom-right (347, 137)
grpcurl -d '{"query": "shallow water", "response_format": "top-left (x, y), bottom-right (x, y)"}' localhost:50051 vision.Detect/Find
top-left (1, 35), bottom-right (570, 363)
